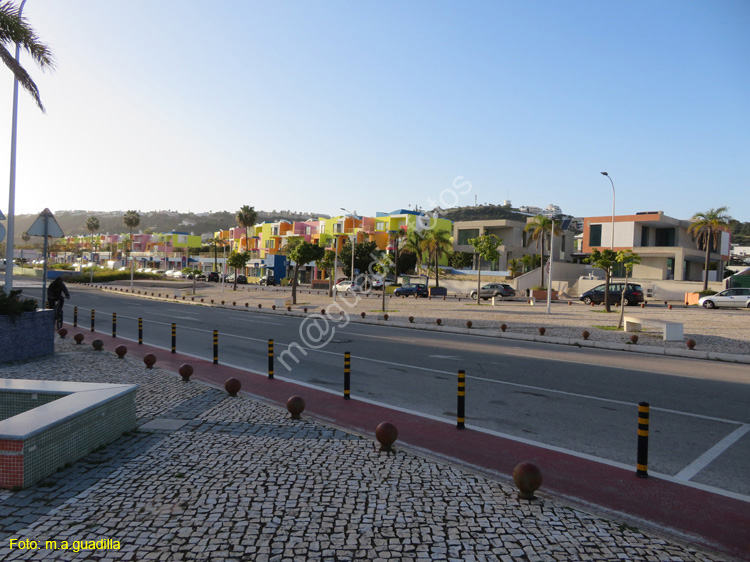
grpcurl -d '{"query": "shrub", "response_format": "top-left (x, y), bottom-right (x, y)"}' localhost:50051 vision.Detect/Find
top-left (0, 287), bottom-right (38, 320)
top-left (698, 290), bottom-right (717, 296)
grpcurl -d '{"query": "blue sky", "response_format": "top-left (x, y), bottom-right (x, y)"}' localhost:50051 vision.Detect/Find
top-left (1, 0), bottom-right (748, 222)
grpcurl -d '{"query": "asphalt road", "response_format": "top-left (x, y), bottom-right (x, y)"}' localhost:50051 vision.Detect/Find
top-left (17, 281), bottom-right (750, 499)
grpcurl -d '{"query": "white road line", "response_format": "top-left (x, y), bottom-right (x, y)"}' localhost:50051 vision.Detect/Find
top-left (674, 424), bottom-right (750, 481)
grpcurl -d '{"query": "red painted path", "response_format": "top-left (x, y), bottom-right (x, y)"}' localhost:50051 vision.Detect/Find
top-left (66, 328), bottom-right (750, 561)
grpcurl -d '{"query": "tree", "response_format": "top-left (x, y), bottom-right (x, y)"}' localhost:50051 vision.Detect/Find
top-left (616, 250), bottom-right (642, 329)
top-left (507, 258), bottom-right (522, 279)
top-left (390, 229), bottom-right (407, 280)
top-left (688, 207), bottom-right (732, 291)
top-left (584, 249), bottom-right (618, 312)
top-left (235, 205), bottom-right (257, 263)
top-left (287, 241), bottom-right (325, 304)
top-left (316, 249), bottom-right (337, 297)
top-left (449, 251), bottom-right (473, 270)
top-left (122, 211), bottom-right (140, 279)
top-left (338, 239), bottom-right (379, 279)
top-left (397, 249), bottom-right (417, 275)
top-left (208, 236), bottom-right (225, 272)
top-left (227, 251), bottom-right (250, 291)
top-left (468, 234), bottom-right (501, 305)
top-left (419, 229), bottom-right (452, 287)
top-left (520, 253), bottom-right (540, 274)
top-left (524, 215), bottom-right (562, 287)
top-left (0, 2), bottom-right (54, 112)
top-left (85, 216), bottom-right (99, 282)
top-left (404, 230), bottom-right (426, 272)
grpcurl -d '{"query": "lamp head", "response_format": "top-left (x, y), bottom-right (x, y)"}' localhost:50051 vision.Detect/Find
top-left (601, 172), bottom-right (608, 176)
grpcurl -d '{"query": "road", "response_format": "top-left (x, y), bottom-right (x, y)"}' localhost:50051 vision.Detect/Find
top-left (17, 280), bottom-right (750, 499)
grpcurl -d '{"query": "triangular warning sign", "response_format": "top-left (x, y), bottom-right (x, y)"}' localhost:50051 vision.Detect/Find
top-left (27, 208), bottom-right (64, 238)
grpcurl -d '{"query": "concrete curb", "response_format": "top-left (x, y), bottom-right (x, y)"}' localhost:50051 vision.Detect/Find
top-left (93, 283), bottom-right (750, 365)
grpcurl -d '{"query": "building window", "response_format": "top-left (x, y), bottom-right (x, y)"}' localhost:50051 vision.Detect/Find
top-left (655, 228), bottom-right (675, 247)
top-left (589, 224), bottom-right (602, 247)
top-left (457, 229), bottom-right (479, 245)
top-left (641, 226), bottom-right (649, 247)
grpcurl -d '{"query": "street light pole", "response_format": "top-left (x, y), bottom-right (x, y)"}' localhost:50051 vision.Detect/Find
top-left (601, 172), bottom-right (615, 250)
top-left (340, 207), bottom-right (357, 282)
top-left (4, 0), bottom-right (28, 292)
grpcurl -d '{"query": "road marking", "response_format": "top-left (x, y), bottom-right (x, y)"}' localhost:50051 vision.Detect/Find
top-left (428, 355), bottom-right (461, 360)
top-left (674, 424), bottom-right (750, 481)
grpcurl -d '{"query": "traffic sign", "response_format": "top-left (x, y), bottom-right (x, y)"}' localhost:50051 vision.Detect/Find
top-left (27, 208), bottom-right (64, 238)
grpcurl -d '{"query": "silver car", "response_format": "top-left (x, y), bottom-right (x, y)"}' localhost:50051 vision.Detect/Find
top-left (698, 288), bottom-right (750, 309)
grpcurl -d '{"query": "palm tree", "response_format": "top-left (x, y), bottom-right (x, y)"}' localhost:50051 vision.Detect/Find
top-left (85, 216), bottom-right (99, 281)
top-left (390, 229), bottom-right (407, 280)
top-left (235, 205), bottom-right (257, 258)
top-left (524, 215), bottom-right (562, 287)
top-left (688, 207), bottom-right (732, 291)
top-left (208, 236), bottom-right (225, 272)
top-left (122, 211), bottom-right (140, 276)
top-left (0, 2), bottom-right (54, 111)
top-left (405, 230), bottom-right (426, 273)
top-left (419, 229), bottom-right (452, 287)
top-left (507, 258), bottom-right (522, 279)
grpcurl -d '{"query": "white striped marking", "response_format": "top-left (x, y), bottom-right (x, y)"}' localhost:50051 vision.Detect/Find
top-left (674, 425), bottom-right (750, 481)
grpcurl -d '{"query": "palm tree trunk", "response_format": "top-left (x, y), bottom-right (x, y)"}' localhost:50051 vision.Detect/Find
top-left (702, 231), bottom-right (711, 291)
top-left (540, 238), bottom-right (546, 288)
top-left (434, 250), bottom-right (440, 288)
top-left (292, 264), bottom-right (299, 304)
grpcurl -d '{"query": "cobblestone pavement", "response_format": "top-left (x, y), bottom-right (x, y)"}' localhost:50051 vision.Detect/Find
top-left (0, 340), bottom-right (731, 561)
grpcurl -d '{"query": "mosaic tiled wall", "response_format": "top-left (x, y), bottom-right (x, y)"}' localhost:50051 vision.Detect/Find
top-left (0, 392), bottom-right (62, 422)
top-left (0, 310), bottom-right (55, 363)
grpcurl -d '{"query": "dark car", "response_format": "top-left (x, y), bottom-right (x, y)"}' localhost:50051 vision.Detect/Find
top-left (259, 275), bottom-right (276, 286)
top-left (469, 283), bottom-right (515, 300)
top-left (580, 283), bottom-right (644, 306)
top-left (227, 273), bottom-right (247, 284)
top-left (393, 283), bottom-right (429, 298)
top-left (207, 272), bottom-right (223, 282)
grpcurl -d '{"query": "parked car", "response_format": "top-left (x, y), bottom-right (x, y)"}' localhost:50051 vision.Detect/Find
top-left (207, 271), bottom-right (223, 282)
top-left (259, 275), bottom-right (276, 286)
top-left (698, 288), bottom-right (750, 309)
top-left (579, 283), bottom-right (645, 306)
top-left (227, 273), bottom-right (247, 284)
top-left (371, 276), bottom-right (395, 290)
top-left (469, 283), bottom-right (515, 300)
top-left (333, 280), bottom-right (363, 294)
top-left (394, 283), bottom-right (429, 298)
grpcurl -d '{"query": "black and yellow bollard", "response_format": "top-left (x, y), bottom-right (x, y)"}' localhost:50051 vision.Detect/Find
top-left (90, 309), bottom-right (95, 332)
top-left (636, 401), bottom-right (650, 478)
top-left (268, 339), bottom-right (274, 379)
top-left (112, 312), bottom-right (117, 338)
top-left (344, 351), bottom-right (351, 400)
top-left (73, 306), bottom-right (78, 327)
top-left (457, 370), bottom-right (466, 429)
top-left (171, 323), bottom-right (177, 354)
top-left (138, 317), bottom-right (143, 345)
top-left (213, 330), bottom-right (219, 365)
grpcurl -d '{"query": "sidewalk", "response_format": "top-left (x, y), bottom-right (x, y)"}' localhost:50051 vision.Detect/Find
top-left (0, 331), bottom-right (746, 561)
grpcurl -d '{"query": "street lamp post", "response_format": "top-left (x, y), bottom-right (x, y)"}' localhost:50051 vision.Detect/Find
top-left (4, 0), bottom-right (29, 292)
top-left (601, 172), bottom-right (615, 250)
top-left (340, 208), bottom-right (357, 282)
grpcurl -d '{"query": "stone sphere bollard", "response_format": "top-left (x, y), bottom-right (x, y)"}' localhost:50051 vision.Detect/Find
top-left (500, 323), bottom-right (507, 332)
top-left (436, 318), bottom-right (442, 326)
top-left (115, 345), bottom-right (127, 358)
top-left (630, 334), bottom-right (639, 344)
top-left (225, 377), bottom-right (241, 397)
top-left (513, 462), bottom-right (543, 500)
top-left (538, 327), bottom-right (546, 336)
top-left (179, 363), bottom-right (193, 381)
top-left (74, 333), bottom-right (84, 345)
top-left (375, 421), bottom-right (398, 453)
top-left (408, 316), bottom-right (414, 323)
top-left (286, 396), bottom-right (306, 420)
top-left (466, 321), bottom-right (472, 329)
top-left (92, 339), bottom-right (104, 351)
top-left (361, 312), bottom-right (366, 318)
top-left (686, 339), bottom-right (696, 350)
top-left (58, 328), bottom-right (68, 338)
top-left (143, 353), bottom-right (157, 369)
top-left (383, 314), bottom-right (389, 321)
top-left (582, 330), bottom-right (590, 340)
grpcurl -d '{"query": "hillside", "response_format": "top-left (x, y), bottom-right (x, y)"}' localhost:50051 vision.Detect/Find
top-left (436, 204), bottom-right (532, 223)
top-left (4, 209), bottom-right (329, 244)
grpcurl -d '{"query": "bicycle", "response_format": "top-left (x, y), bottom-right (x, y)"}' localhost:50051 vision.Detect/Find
top-left (49, 298), bottom-right (64, 330)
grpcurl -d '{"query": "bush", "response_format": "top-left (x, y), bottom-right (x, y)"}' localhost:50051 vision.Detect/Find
top-left (0, 287), bottom-right (38, 319)
top-left (698, 289), bottom-right (717, 296)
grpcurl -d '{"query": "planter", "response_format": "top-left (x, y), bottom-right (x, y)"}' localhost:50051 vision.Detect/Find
top-left (0, 310), bottom-right (55, 363)
top-left (684, 292), bottom-right (701, 306)
top-left (429, 287), bottom-right (447, 297)
top-left (531, 289), bottom-right (558, 301)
